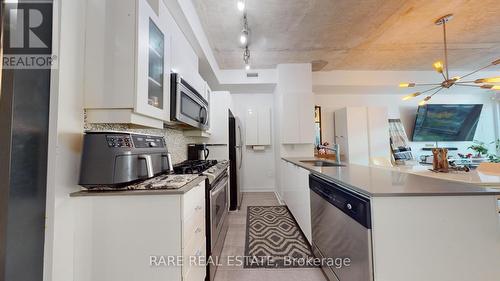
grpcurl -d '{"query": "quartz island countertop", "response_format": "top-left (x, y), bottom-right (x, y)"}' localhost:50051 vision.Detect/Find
top-left (282, 157), bottom-right (500, 198)
top-left (387, 164), bottom-right (500, 187)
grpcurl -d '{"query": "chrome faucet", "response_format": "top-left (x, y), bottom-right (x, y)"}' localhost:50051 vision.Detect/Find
top-left (317, 144), bottom-right (341, 164)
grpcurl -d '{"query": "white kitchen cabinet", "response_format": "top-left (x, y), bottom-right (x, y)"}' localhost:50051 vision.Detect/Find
top-left (73, 181), bottom-right (207, 281)
top-left (185, 91), bottom-right (231, 159)
top-left (366, 107), bottom-right (391, 165)
top-left (281, 92), bottom-right (315, 144)
top-left (206, 91), bottom-right (231, 143)
top-left (281, 160), bottom-right (312, 243)
top-left (245, 107), bottom-right (271, 146)
top-left (170, 20), bottom-right (204, 95)
top-left (203, 81), bottom-right (211, 104)
top-left (84, 0), bottom-right (172, 128)
top-left (334, 107), bottom-right (390, 165)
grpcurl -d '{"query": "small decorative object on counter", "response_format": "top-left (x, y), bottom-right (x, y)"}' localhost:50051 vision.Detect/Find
top-left (431, 148), bottom-right (449, 173)
top-left (440, 148), bottom-right (449, 172)
top-left (432, 148), bottom-right (439, 170)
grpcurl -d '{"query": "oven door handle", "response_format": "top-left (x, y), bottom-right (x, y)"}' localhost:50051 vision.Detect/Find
top-left (211, 178), bottom-right (228, 197)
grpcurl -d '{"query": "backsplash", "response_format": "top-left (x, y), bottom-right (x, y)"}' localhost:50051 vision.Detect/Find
top-left (84, 115), bottom-right (199, 164)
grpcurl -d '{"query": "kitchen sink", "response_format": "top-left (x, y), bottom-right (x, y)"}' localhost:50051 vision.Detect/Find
top-left (300, 160), bottom-right (345, 167)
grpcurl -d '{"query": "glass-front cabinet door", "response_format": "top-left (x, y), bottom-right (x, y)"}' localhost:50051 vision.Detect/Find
top-left (136, 0), bottom-right (170, 121)
top-left (148, 20), bottom-right (164, 110)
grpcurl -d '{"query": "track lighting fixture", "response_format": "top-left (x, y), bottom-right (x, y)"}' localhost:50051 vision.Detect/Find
top-left (240, 11), bottom-right (251, 70)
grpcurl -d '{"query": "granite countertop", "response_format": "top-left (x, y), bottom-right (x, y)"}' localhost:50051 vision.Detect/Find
top-left (283, 157), bottom-right (500, 198)
top-left (70, 175), bottom-right (206, 197)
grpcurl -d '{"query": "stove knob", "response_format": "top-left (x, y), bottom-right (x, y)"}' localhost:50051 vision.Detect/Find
top-left (148, 142), bottom-right (157, 147)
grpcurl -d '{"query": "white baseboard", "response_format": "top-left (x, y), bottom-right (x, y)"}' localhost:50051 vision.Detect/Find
top-left (274, 191), bottom-right (285, 205)
top-left (241, 187), bottom-right (275, 193)
top-left (240, 187), bottom-right (285, 205)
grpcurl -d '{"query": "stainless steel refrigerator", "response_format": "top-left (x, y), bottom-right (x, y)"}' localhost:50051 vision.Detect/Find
top-left (229, 110), bottom-right (243, 210)
top-left (0, 1), bottom-right (52, 280)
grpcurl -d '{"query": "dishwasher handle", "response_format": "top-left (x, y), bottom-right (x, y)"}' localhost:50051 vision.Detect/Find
top-left (309, 174), bottom-right (372, 229)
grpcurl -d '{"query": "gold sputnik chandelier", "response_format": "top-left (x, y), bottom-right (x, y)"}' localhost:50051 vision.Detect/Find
top-left (400, 14), bottom-right (500, 105)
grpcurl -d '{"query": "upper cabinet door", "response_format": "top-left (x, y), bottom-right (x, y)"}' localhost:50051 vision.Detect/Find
top-left (245, 108), bottom-right (259, 145)
top-left (245, 107), bottom-right (271, 146)
top-left (298, 92), bottom-right (315, 144)
top-left (136, 0), bottom-right (170, 121)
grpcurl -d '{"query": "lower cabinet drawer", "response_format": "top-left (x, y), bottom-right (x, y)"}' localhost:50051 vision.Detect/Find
top-left (183, 182), bottom-right (205, 220)
top-left (182, 236), bottom-right (206, 279)
top-left (183, 208), bottom-right (205, 248)
top-left (184, 263), bottom-right (206, 281)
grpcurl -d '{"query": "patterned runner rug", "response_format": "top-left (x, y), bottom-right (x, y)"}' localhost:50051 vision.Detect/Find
top-left (244, 206), bottom-right (317, 268)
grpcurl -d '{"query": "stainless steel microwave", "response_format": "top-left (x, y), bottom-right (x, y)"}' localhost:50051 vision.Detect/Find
top-left (170, 73), bottom-right (209, 130)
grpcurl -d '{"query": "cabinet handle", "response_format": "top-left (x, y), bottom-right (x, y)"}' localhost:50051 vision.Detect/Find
top-left (195, 205), bottom-right (202, 211)
top-left (195, 227), bottom-right (202, 234)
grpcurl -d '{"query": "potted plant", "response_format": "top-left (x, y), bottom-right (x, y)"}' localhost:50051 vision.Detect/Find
top-left (468, 140), bottom-right (488, 158)
top-left (487, 139), bottom-right (500, 163)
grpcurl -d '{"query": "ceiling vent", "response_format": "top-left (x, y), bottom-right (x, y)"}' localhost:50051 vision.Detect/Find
top-left (246, 72), bottom-right (259, 78)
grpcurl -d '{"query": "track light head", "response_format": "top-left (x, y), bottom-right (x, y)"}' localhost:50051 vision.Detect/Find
top-left (237, 0), bottom-right (245, 11)
top-left (240, 28), bottom-right (249, 45)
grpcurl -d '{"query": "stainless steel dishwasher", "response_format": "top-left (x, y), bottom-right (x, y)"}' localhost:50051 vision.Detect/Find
top-left (309, 174), bottom-right (373, 281)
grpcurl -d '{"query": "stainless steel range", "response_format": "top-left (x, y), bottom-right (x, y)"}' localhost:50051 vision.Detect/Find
top-left (174, 159), bottom-right (229, 281)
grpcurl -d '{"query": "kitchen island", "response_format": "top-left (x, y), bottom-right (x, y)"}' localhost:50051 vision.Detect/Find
top-left (282, 157), bottom-right (500, 281)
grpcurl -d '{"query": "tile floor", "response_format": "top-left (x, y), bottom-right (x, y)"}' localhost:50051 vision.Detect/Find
top-left (214, 192), bottom-right (327, 281)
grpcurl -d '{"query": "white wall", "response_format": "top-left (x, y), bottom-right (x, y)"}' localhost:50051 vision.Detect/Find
top-left (45, 0), bottom-right (86, 280)
top-left (230, 94), bottom-right (276, 192)
top-left (315, 92), bottom-right (498, 160)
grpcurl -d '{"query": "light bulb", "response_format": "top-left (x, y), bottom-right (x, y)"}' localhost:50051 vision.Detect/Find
top-left (399, 83), bottom-right (415, 88)
top-left (419, 96), bottom-right (432, 106)
top-left (475, 76), bottom-right (500, 83)
top-left (240, 34), bottom-right (247, 45)
top-left (433, 61), bottom-right (444, 73)
top-left (402, 92), bottom-right (422, 101)
top-left (481, 84), bottom-right (494, 89)
top-left (237, 0), bottom-right (245, 11)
